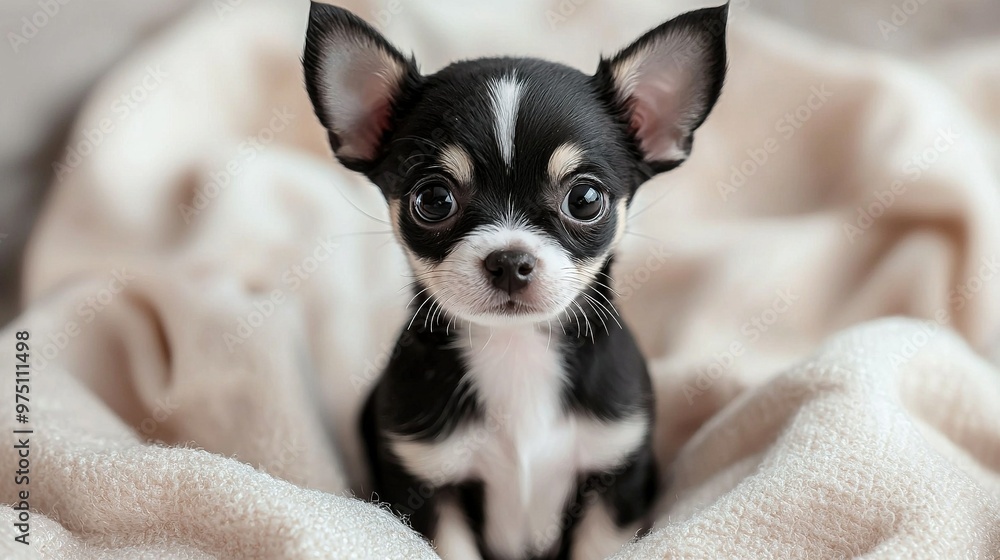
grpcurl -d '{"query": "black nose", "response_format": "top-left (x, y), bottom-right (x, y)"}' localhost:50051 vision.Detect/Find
top-left (484, 250), bottom-right (537, 294)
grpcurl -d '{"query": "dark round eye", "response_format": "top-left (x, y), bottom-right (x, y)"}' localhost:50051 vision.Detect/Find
top-left (561, 183), bottom-right (605, 222)
top-left (413, 183), bottom-right (457, 223)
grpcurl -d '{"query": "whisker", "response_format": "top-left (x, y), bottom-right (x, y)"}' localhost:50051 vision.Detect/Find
top-left (479, 327), bottom-right (495, 355)
top-left (572, 300), bottom-right (594, 343)
top-left (627, 186), bottom-right (677, 221)
top-left (559, 268), bottom-right (624, 299)
top-left (435, 292), bottom-right (459, 334)
top-left (499, 331), bottom-right (514, 360)
top-left (570, 303), bottom-right (582, 336)
top-left (407, 290), bottom-right (437, 331)
top-left (423, 298), bottom-right (438, 331)
top-left (402, 285), bottom-right (434, 313)
top-left (624, 230), bottom-right (671, 246)
top-left (583, 294), bottom-right (619, 332)
top-left (327, 230), bottom-right (394, 241)
top-left (331, 187), bottom-right (391, 225)
top-left (586, 289), bottom-right (623, 321)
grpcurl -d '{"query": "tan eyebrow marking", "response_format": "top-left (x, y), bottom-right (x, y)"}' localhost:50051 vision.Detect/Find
top-left (547, 143), bottom-right (586, 184)
top-left (439, 144), bottom-right (474, 184)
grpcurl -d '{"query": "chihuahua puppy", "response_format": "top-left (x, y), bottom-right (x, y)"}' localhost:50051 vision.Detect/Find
top-left (303, 3), bottom-right (727, 559)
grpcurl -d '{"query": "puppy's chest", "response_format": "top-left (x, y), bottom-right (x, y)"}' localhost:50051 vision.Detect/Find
top-left (390, 327), bottom-right (647, 556)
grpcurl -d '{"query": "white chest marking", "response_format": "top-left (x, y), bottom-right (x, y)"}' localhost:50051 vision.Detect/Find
top-left (487, 74), bottom-right (522, 168)
top-left (389, 325), bottom-right (648, 559)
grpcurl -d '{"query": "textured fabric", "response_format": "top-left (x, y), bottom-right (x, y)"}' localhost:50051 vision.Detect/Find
top-left (2, 0), bottom-right (1000, 558)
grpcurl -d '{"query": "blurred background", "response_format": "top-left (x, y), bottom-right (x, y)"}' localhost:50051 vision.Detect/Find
top-left (1, 0), bottom-right (999, 328)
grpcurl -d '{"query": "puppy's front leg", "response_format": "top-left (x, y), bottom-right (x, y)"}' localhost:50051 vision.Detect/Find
top-left (570, 501), bottom-right (643, 560)
top-left (571, 445), bottom-right (659, 560)
top-left (433, 496), bottom-right (483, 560)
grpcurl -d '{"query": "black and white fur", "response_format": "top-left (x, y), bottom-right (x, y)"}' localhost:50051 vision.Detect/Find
top-left (302, 3), bottom-right (727, 559)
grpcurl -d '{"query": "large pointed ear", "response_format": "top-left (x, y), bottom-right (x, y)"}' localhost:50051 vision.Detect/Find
top-left (302, 2), bottom-right (421, 172)
top-left (595, 3), bottom-right (728, 173)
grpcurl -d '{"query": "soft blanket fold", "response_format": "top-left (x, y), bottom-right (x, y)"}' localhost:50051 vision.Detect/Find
top-left (2, 0), bottom-right (1000, 558)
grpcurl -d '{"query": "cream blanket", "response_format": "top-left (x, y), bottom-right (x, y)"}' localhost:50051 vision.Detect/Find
top-left (3, 0), bottom-right (1000, 558)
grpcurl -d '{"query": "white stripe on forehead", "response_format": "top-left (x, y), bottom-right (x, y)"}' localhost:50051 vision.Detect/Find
top-left (487, 73), bottom-right (522, 168)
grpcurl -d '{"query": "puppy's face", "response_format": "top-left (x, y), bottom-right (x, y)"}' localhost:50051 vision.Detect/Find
top-left (303, 3), bottom-right (727, 326)
top-left (377, 62), bottom-right (638, 326)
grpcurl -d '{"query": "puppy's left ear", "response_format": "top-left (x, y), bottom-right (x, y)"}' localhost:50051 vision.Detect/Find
top-left (302, 2), bottom-right (421, 172)
top-left (595, 3), bottom-right (728, 173)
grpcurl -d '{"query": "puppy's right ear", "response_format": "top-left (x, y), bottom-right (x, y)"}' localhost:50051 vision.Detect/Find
top-left (303, 2), bottom-right (420, 172)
